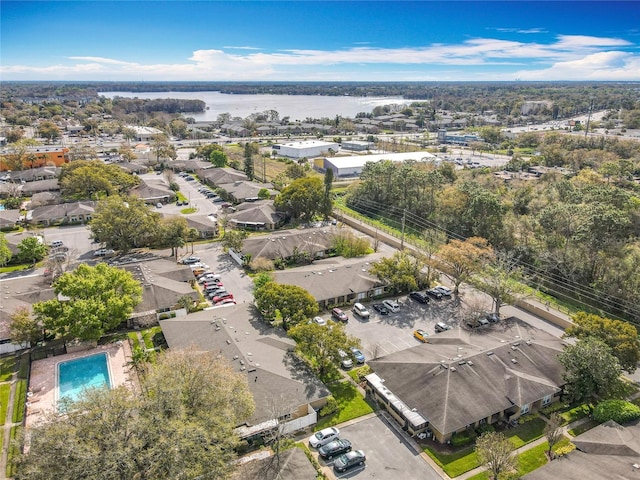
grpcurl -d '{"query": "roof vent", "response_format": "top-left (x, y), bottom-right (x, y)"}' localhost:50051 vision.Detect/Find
top-left (513, 342), bottom-right (521, 347)
top-left (467, 361), bottom-right (474, 366)
top-left (525, 340), bottom-right (532, 346)
top-left (487, 351), bottom-right (494, 356)
top-left (511, 346), bottom-right (517, 351)
top-left (450, 367), bottom-right (457, 372)
top-left (511, 358), bottom-right (518, 364)
top-left (458, 360), bottom-right (466, 365)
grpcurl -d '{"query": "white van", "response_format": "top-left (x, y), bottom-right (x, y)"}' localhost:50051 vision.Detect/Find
top-left (352, 302), bottom-right (370, 319)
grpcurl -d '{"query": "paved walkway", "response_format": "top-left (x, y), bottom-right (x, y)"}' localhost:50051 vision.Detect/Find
top-left (0, 352), bottom-right (27, 479)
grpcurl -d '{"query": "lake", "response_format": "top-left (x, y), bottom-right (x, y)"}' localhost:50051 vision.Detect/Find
top-left (98, 91), bottom-right (411, 122)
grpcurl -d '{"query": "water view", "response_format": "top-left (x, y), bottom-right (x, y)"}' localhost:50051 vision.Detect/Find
top-left (99, 91), bottom-right (412, 122)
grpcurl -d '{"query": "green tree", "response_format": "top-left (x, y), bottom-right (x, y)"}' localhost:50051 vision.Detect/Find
top-left (150, 134), bottom-right (176, 164)
top-left (89, 196), bottom-right (160, 253)
top-left (289, 321), bottom-right (360, 377)
top-left (564, 312), bottom-right (640, 373)
top-left (253, 271), bottom-right (274, 291)
top-left (274, 176), bottom-right (324, 223)
top-left (210, 149), bottom-right (228, 167)
top-left (8, 306), bottom-right (42, 344)
top-left (254, 282), bottom-right (318, 330)
top-left (16, 348), bottom-right (254, 480)
top-left (37, 120), bottom-right (61, 142)
top-left (244, 142), bottom-right (255, 180)
top-left (0, 233), bottom-right (12, 267)
top-left (59, 160), bottom-right (140, 200)
top-left (221, 229), bottom-right (248, 252)
top-left (475, 431), bottom-right (517, 480)
top-left (284, 163), bottom-right (306, 180)
top-left (435, 237), bottom-right (495, 294)
top-left (592, 399), bottom-right (640, 424)
top-left (369, 251), bottom-right (425, 293)
top-left (331, 231), bottom-right (370, 258)
top-left (33, 263), bottom-right (142, 341)
top-left (559, 337), bottom-right (624, 405)
top-left (258, 188), bottom-right (271, 200)
top-left (17, 236), bottom-right (48, 265)
top-left (323, 168), bottom-right (334, 219)
top-left (156, 216), bottom-right (190, 257)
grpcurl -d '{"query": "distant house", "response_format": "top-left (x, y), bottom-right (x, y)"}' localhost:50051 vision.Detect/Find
top-left (0, 209), bottom-right (21, 230)
top-left (5, 166), bottom-right (60, 183)
top-left (160, 305), bottom-right (331, 442)
top-left (273, 259), bottom-right (386, 309)
top-left (241, 228), bottom-right (337, 260)
top-left (29, 201), bottom-right (96, 226)
top-left (117, 162), bottom-right (148, 174)
top-left (129, 178), bottom-right (175, 204)
top-left (160, 213), bottom-right (218, 239)
top-left (21, 179), bottom-right (60, 196)
top-left (200, 167), bottom-right (248, 187)
top-left (228, 201), bottom-right (283, 231)
top-left (217, 181), bottom-right (276, 204)
top-left (524, 420), bottom-right (640, 480)
top-left (366, 319), bottom-right (565, 443)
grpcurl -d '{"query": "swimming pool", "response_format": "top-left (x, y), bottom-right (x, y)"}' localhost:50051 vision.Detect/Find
top-left (57, 353), bottom-right (112, 406)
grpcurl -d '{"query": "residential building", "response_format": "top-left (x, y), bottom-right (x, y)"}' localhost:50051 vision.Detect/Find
top-left (0, 210), bottom-right (21, 230)
top-left (29, 201), bottom-right (96, 226)
top-left (273, 259), bottom-right (385, 309)
top-left (216, 181), bottom-right (276, 204)
top-left (160, 305), bottom-right (331, 442)
top-left (366, 319), bottom-right (565, 443)
top-left (200, 167), bottom-right (248, 187)
top-left (241, 228), bottom-right (337, 261)
top-left (129, 178), bottom-right (175, 204)
top-left (228, 200), bottom-right (283, 231)
top-left (524, 420), bottom-right (640, 480)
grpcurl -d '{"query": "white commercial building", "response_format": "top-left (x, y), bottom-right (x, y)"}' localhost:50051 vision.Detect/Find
top-left (324, 151), bottom-right (440, 177)
top-left (129, 126), bottom-right (164, 142)
top-left (273, 140), bottom-right (340, 159)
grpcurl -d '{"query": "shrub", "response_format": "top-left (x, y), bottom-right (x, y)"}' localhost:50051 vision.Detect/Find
top-left (319, 396), bottom-right (338, 417)
top-left (554, 443), bottom-right (576, 457)
top-left (475, 423), bottom-right (495, 436)
top-left (593, 400), bottom-right (640, 424)
top-left (541, 403), bottom-right (566, 417)
top-left (518, 413), bottom-right (538, 425)
top-left (451, 429), bottom-right (477, 447)
top-left (249, 257), bottom-right (275, 272)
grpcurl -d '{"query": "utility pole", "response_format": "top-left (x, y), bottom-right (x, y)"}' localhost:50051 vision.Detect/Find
top-left (400, 209), bottom-right (406, 250)
top-left (585, 99), bottom-right (594, 139)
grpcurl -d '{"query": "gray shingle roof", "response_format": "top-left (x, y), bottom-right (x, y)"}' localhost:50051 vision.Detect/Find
top-left (241, 228), bottom-right (337, 260)
top-left (368, 319), bottom-right (565, 436)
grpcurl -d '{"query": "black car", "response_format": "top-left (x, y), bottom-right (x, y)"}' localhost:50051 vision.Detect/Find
top-left (372, 303), bottom-right (390, 315)
top-left (318, 439), bottom-right (352, 459)
top-left (426, 288), bottom-right (444, 300)
top-left (409, 291), bottom-right (430, 304)
top-left (486, 312), bottom-right (500, 323)
top-left (334, 450), bottom-right (366, 473)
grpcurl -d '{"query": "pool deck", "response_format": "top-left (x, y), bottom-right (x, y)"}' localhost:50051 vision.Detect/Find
top-left (26, 341), bottom-right (135, 428)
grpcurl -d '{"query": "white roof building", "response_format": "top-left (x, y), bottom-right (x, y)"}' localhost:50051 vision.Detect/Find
top-left (273, 140), bottom-right (339, 159)
top-left (324, 151), bottom-right (441, 177)
top-left (129, 126), bottom-right (164, 141)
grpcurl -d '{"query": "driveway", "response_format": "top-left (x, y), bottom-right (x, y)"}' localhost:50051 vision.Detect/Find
top-left (314, 414), bottom-right (440, 480)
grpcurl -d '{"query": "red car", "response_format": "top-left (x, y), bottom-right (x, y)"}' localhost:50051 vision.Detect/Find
top-left (213, 293), bottom-right (234, 303)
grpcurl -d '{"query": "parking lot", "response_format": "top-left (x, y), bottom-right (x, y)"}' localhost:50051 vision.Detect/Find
top-left (312, 415), bottom-right (440, 480)
top-left (342, 292), bottom-right (467, 359)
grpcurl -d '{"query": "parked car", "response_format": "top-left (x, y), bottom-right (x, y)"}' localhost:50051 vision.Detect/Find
top-left (50, 240), bottom-right (64, 248)
top-left (156, 202), bottom-right (163, 208)
top-left (352, 302), bottom-right (370, 319)
top-left (309, 427), bottom-right (340, 448)
top-left (214, 298), bottom-right (236, 306)
top-left (334, 450), bottom-right (366, 473)
top-left (207, 290), bottom-right (227, 300)
top-left (485, 312), bottom-right (500, 323)
top-left (194, 270), bottom-right (213, 278)
top-left (435, 322), bottom-right (451, 333)
top-left (338, 349), bottom-right (353, 369)
top-left (433, 285), bottom-right (453, 297)
top-left (331, 307), bottom-right (348, 322)
top-left (382, 299), bottom-right (400, 313)
top-left (413, 329), bottom-right (429, 343)
top-left (212, 293), bottom-right (234, 303)
top-left (94, 248), bottom-right (115, 257)
top-left (409, 291), bottom-right (430, 304)
top-left (312, 316), bottom-right (327, 326)
top-left (350, 347), bottom-right (365, 364)
top-left (477, 316), bottom-right (490, 326)
top-left (181, 256), bottom-right (201, 265)
top-left (204, 285), bottom-right (224, 293)
top-left (198, 273), bottom-right (221, 283)
top-left (372, 303), bottom-right (389, 315)
top-left (318, 439), bottom-right (352, 459)
top-left (426, 288), bottom-right (444, 299)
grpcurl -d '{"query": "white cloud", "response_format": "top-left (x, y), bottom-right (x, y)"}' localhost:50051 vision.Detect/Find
top-left (1, 34), bottom-right (637, 81)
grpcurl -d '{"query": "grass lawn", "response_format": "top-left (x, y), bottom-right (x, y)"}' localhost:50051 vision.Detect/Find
top-left (315, 380), bottom-right (374, 430)
top-left (0, 357), bottom-right (17, 382)
top-left (507, 418), bottom-right (547, 448)
top-left (12, 379), bottom-right (27, 424)
top-left (423, 445), bottom-right (479, 478)
top-left (0, 383), bottom-right (11, 425)
top-left (180, 207), bottom-right (197, 214)
top-left (560, 404), bottom-right (592, 424)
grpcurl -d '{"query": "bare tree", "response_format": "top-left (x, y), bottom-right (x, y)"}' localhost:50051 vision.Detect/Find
top-left (261, 396), bottom-right (296, 475)
top-left (544, 412), bottom-right (564, 460)
top-left (475, 431), bottom-right (518, 480)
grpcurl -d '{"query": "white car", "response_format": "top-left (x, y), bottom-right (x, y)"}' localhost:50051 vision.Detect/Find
top-left (94, 248), bottom-right (115, 257)
top-left (309, 427), bottom-right (340, 448)
top-left (312, 316), bottom-right (327, 326)
top-left (434, 285), bottom-right (453, 297)
top-left (382, 299), bottom-right (400, 313)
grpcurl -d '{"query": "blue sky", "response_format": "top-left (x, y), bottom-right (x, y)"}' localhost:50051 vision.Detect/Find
top-left (1, 1), bottom-right (639, 81)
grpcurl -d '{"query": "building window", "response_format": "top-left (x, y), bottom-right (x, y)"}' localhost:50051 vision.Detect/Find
top-left (542, 395), bottom-right (551, 406)
top-left (521, 403), bottom-right (530, 415)
top-left (278, 413), bottom-right (291, 421)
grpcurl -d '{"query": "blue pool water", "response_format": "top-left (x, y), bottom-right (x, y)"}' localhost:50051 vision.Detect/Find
top-left (57, 353), bottom-right (111, 405)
